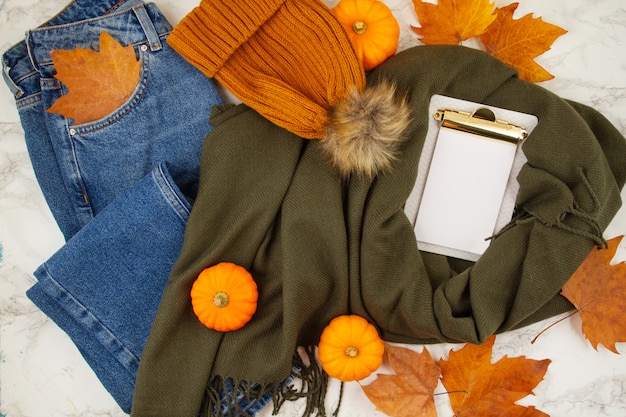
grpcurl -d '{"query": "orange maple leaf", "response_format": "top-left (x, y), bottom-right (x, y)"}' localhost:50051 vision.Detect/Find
top-left (411, 0), bottom-right (496, 45)
top-left (479, 3), bottom-right (567, 82)
top-left (46, 31), bottom-right (141, 125)
top-left (361, 344), bottom-right (440, 417)
top-left (561, 235), bottom-right (626, 353)
top-left (440, 335), bottom-right (550, 417)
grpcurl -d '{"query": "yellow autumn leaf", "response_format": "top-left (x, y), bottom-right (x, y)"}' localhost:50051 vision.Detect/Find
top-left (440, 336), bottom-right (551, 417)
top-left (361, 344), bottom-right (440, 417)
top-left (411, 0), bottom-right (496, 45)
top-left (561, 235), bottom-right (626, 353)
top-left (46, 31), bottom-right (141, 124)
top-left (480, 3), bottom-right (567, 82)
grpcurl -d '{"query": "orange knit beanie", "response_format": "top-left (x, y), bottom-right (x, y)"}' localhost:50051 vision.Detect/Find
top-left (168, 0), bottom-right (411, 178)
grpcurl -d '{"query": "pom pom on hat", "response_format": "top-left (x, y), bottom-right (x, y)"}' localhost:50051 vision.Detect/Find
top-left (322, 81), bottom-right (411, 179)
top-left (168, 0), bottom-right (411, 178)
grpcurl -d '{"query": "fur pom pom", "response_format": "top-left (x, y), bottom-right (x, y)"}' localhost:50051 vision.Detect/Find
top-left (321, 80), bottom-right (412, 179)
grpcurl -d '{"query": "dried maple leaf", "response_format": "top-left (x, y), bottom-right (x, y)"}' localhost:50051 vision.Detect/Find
top-left (361, 344), bottom-right (440, 417)
top-left (479, 3), bottom-right (567, 82)
top-left (440, 335), bottom-right (550, 417)
top-left (411, 0), bottom-right (496, 45)
top-left (561, 235), bottom-right (626, 353)
top-left (46, 31), bottom-right (141, 125)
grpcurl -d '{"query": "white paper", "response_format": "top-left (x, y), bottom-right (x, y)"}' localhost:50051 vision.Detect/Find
top-left (414, 128), bottom-right (517, 255)
top-left (405, 95), bottom-right (538, 261)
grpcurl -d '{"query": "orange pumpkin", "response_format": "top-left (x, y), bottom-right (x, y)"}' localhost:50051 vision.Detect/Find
top-left (318, 314), bottom-right (385, 381)
top-left (332, 0), bottom-right (400, 71)
top-left (190, 262), bottom-right (258, 332)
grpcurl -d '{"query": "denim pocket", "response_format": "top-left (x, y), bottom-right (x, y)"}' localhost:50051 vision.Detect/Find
top-left (55, 41), bottom-right (220, 215)
top-left (65, 43), bottom-right (152, 133)
top-left (4, 2), bottom-right (223, 237)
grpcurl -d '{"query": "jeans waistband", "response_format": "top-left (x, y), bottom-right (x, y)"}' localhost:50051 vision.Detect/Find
top-left (39, 0), bottom-right (142, 28)
top-left (2, 1), bottom-right (171, 97)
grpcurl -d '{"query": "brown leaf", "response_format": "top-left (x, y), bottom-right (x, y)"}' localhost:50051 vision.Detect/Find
top-left (361, 344), bottom-right (440, 417)
top-left (479, 3), bottom-right (567, 82)
top-left (46, 31), bottom-right (141, 124)
top-left (411, 0), bottom-right (496, 45)
top-left (561, 235), bottom-right (626, 353)
top-left (440, 336), bottom-right (550, 417)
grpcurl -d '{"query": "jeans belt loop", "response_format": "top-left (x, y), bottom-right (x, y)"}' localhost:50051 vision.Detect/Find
top-left (2, 55), bottom-right (25, 98)
top-left (24, 31), bottom-right (41, 72)
top-left (132, 4), bottom-right (162, 52)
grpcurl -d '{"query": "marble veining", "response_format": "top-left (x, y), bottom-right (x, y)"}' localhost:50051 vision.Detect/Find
top-left (1, 0), bottom-right (625, 416)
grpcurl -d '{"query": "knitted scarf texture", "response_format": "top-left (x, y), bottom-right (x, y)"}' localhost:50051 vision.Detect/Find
top-left (130, 45), bottom-right (626, 417)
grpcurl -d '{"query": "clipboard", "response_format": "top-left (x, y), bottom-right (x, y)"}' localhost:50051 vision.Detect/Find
top-left (404, 95), bottom-right (538, 261)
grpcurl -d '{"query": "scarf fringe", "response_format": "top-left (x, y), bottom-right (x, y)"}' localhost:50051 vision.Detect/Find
top-left (273, 346), bottom-right (329, 416)
top-left (490, 168), bottom-right (607, 248)
top-left (202, 346), bottom-right (331, 417)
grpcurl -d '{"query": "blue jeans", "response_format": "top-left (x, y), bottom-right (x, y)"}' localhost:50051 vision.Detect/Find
top-left (32, 162), bottom-right (271, 415)
top-left (2, 0), bottom-right (222, 240)
top-left (30, 162), bottom-right (192, 413)
top-left (1, 0), bottom-right (239, 413)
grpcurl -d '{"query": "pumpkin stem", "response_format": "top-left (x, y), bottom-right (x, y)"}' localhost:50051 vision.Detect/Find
top-left (345, 346), bottom-right (359, 358)
top-left (213, 291), bottom-right (229, 308)
top-left (352, 20), bottom-right (367, 35)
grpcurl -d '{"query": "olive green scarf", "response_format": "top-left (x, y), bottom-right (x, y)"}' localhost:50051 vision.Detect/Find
top-left (130, 45), bottom-right (626, 416)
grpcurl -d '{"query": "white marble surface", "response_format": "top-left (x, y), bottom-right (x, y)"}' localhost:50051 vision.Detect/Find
top-left (1, 0), bottom-right (625, 416)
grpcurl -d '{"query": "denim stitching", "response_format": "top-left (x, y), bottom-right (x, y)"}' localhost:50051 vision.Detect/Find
top-left (16, 91), bottom-right (42, 110)
top-left (153, 163), bottom-right (192, 224)
top-left (36, 263), bottom-right (140, 373)
top-left (2, 61), bottom-right (24, 97)
top-left (132, 4), bottom-right (162, 51)
top-left (65, 117), bottom-right (96, 221)
top-left (67, 49), bottom-right (151, 134)
top-left (28, 3), bottom-right (166, 36)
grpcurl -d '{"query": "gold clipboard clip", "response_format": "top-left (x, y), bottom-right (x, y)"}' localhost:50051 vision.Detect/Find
top-left (433, 108), bottom-right (528, 144)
